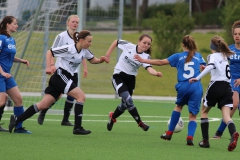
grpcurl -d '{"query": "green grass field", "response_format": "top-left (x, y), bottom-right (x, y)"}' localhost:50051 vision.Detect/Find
top-left (1, 98), bottom-right (240, 159)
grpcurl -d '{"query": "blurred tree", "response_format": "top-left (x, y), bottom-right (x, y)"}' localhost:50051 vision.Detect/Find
top-left (148, 2), bottom-right (194, 58)
top-left (221, 0), bottom-right (240, 44)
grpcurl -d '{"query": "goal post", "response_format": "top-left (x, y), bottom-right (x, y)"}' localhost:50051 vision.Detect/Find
top-left (0, 0), bottom-right (121, 109)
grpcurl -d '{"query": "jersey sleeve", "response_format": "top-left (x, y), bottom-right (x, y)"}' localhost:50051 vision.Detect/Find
top-left (198, 53), bottom-right (206, 66)
top-left (117, 39), bottom-right (132, 51)
top-left (51, 34), bottom-right (63, 48)
top-left (141, 54), bottom-right (152, 69)
top-left (84, 49), bottom-right (94, 60)
top-left (51, 45), bottom-right (69, 58)
top-left (167, 53), bottom-right (178, 67)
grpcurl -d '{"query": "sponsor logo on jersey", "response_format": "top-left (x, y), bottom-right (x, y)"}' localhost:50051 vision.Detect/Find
top-left (71, 56), bottom-right (75, 59)
top-left (8, 44), bottom-right (16, 49)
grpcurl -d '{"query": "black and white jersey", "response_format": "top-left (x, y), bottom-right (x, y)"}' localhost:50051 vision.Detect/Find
top-left (197, 52), bottom-right (230, 82)
top-left (51, 44), bottom-right (94, 76)
top-left (52, 31), bottom-right (78, 72)
top-left (114, 39), bottom-right (152, 76)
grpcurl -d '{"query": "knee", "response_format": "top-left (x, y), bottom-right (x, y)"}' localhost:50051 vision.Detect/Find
top-left (75, 93), bottom-right (85, 102)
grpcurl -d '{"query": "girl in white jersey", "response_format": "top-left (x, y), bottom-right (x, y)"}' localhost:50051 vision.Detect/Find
top-left (38, 15), bottom-right (88, 126)
top-left (9, 30), bottom-right (108, 135)
top-left (105, 34), bottom-right (162, 132)
top-left (189, 36), bottom-right (239, 152)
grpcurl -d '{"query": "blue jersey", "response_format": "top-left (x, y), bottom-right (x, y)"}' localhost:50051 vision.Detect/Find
top-left (167, 51), bottom-right (206, 82)
top-left (228, 44), bottom-right (240, 79)
top-left (0, 34), bottom-right (16, 73)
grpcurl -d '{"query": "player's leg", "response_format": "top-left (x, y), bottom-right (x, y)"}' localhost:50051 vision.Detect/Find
top-left (67, 86), bottom-right (91, 135)
top-left (199, 104), bottom-right (211, 148)
top-left (0, 92), bottom-right (8, 132)
top-left (61, 95), bottom-right (74, 126)
top-left (9, 94), bottom-right (56, 133)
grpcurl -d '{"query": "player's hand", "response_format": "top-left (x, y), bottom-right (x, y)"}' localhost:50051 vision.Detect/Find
top-left (99, 56), bottom-right (108, 63)
top-left (21, 59), bottom-right (29, 67)
top-left (134, 54), bottom-right (143, 62)
top-left (234, 78), bottom-right (240, 87)
top-left (83, 69), bottom-right (88, 78)
top-left (1, 72), bottom-right (11, 79)
top-left (45, 66), bottom-right (56, 75)
top-left (105, 55), bottom-right (110, 63)
top-left (156, 71), bottom-right (163, 77)
top-left (200, 65), bottom-right (206, 71)
top-left (189, 78), bottom-right (198, 83)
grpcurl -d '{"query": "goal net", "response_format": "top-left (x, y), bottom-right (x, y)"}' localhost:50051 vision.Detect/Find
top-left (0, 0), bottom-right (120, 109)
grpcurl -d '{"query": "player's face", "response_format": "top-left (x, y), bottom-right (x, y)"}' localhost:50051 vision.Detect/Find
top-left (67, 17), bottom-right (79, 31)
top-left (233, 28), bottom-right (240, 44)
top-left (81, 36), bottom-right (92, 49)
top-left (7, 19), bottom-right (18, 33)
top-left (138, 37), bottom-right (151, 53)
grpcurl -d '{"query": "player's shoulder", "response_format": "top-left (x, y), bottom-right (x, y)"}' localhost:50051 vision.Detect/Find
top-left (228, 44), bottom-right (235, 49)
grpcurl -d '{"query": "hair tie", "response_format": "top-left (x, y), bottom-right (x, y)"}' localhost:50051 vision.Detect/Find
top-left (210, 41), bottom-right (218, 51)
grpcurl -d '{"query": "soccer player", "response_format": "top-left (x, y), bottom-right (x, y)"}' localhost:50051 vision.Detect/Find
top-left (189, 36), bottom-right (239, 152)
top-left (37, 15), bottom-right (88, 126)
top-left (9, 30), bottom-right (108, 135)
top-left (213, 20), bottom-right (240, 139)
top-left (105, 34), bottom-right (163, 132)
top-left (0, 16), bottom-right (31, 134)
top-left (134, 35), bottom-right (206, 146)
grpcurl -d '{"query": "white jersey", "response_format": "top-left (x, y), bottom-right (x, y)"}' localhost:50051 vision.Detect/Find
top-left (114, 39), bottom-right (152, 76)
top-left (52, 31), bottom-right (78, 72)
top-left (51, 44), bottom-right (94, 76)
top-left (197, 52), bottom-right (230, 82)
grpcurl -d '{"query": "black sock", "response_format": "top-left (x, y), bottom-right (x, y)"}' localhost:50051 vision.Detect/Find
top-left (16, 104), bottom-right (39, 124)
top-left (128, 107), bottom-right (141, 124)
top-left (74, 102), bottom-right (83, 129)
top-left (112, 105), bottom-right (124, 119)
top-left (63, 101), bottom-right (74, 122)
top-left (41, 102), bottom-right (55, 114)
top-left (0, 105), bottom-right (5, 121)
top-left (227, 121), bottom-right (236, 136)
top-left (200, 118), bottom-right (209, 141)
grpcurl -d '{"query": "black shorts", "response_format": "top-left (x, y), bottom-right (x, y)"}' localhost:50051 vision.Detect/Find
top-left (112, 72), bottom-right (136, 96)
top-left (203, 81), bottom-right (233, 109)
top-left (45, 68), bottom-right (77, 100)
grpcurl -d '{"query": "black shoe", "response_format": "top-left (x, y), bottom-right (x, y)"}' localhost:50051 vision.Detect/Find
top-left (228, 132), bottom-right (239, 151)
top-left (199, 140), bottom-right (210, 148)
top-left (138, 121), bottom-right (149, 131)
top-left (186, 136), bottom-right (194, 146)
top-left (0, 122), bottom-right (8, 132)
top-left (9, 115), bottom-right (17, 133)
top-left (107, 112), bottom-right (116, 131)
top-left (38, 112), bottom-right (46, 125)
top-left (61, 121), bottom-right (74, 126)
top-left (14, 127), bottom-right (32, 134)
top-left (73, 127), bottom-right (91, 135)
top-left (161, 131), bottom-right (172, 141)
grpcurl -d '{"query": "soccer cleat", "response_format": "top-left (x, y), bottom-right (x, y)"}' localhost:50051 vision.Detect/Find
top-left (61, 121), bottom-right (74, 126)
top-left (9, 115), bottom-right (17, 133)
top-left (186, 136), bottom-right (194, 146)
top-left (199, 140), bottom-right (210, 148)
top-left (138, 121), bottom-right (149, 131)
top-left (228, 132), bottom-right (239, 151)
top-left (37, 112), bottom-right (46, 125)
top-left (161, 131), bottom-right (173, 140)
top-left (0, 122), bottom-right (8, 132)
top-left (212, 131), bottom-right (222, 139)
top-left (73, 127), bottom-right (91, 135)
top-left (14, 127), bottom-right (32, 134)
top-left (107, 111), bottom-right (116, 131)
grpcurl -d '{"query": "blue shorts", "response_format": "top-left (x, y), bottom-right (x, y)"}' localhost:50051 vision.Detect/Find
top-left (175, 81), bottom-right (203, 115)
top-left (230, 78), bottom-right (240, 93)
top-left (0, 75), bottom-right (17, 92)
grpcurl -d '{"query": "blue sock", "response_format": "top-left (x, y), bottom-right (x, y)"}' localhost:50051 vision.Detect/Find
top-left (168, 110), bottom-right (180, 132)
top-left (217, 119), bottom-right (227, 133)
top-left (14, 106), bottom-right (24, 129)
top-left (188, 121), bottom-right (197, 137)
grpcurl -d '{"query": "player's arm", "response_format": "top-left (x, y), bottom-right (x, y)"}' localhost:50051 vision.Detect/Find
top-left (88, 56), bottom-right (108, 64)
top-left (0, 65), bottom-right (11, 78)
top-left (189, 64), bottom-right (214, 83)
top-left (14, 57), bottom-right (29, 67)
top-left (105, 40), bottom-right (118, 63)
top-left (45, 50), bottom-right (56, 75)
top-left (146, 67), bottom-right (163, 77)
top-left (134, 54), bottom-right (169, 66)
top-left (82, 58), bottom-right (88, 78)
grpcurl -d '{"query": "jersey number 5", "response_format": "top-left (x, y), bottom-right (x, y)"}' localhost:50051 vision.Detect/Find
top-left (183, 62), bottom-right (194, 79)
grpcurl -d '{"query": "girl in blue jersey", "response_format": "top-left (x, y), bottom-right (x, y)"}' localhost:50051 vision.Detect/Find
top-left (213, 20), bottom-right (240, 139)
top-left (134, 35), bottom-right (206, 146)
top-left (0, 16), bottom-right (31, 134)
